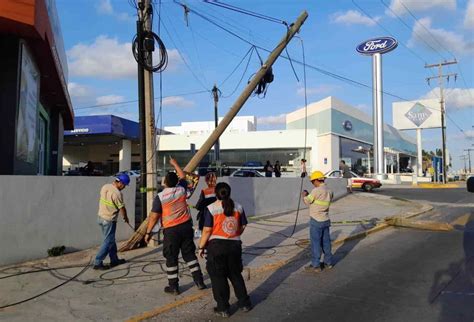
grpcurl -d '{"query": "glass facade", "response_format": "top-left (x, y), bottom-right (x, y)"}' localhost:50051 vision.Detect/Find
top-left (339, 137), bottom-right (372, 175)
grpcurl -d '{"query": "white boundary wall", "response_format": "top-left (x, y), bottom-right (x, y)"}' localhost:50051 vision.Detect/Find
top-left (0, 176), bottom-right (136, 266)
top-left (188, 177), bottom-right (348, 217)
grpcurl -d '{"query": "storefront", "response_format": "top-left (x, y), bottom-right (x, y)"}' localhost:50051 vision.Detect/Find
top-left (0, 0), bottom-right (73, 175)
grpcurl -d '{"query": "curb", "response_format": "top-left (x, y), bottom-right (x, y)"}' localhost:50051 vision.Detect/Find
top-left (125, 202), bottom-right (433, 321)
top-left (417, 183), bottom-right (460, 189)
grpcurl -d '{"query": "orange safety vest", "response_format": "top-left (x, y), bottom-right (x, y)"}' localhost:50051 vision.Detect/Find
top-left (159, 186), bottom-right (191, 228)
top-left (202, 187), bottom-right (216, 199)
top-left (208, 201), bottom-right (244, 241)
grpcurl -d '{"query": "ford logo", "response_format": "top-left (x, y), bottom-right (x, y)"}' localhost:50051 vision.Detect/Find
top-left (342, 120), bottom-right (353, 131)
top-left (356, 37), bottom-right (398, 55)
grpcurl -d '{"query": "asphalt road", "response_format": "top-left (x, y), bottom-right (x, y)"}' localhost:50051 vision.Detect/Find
top-left (157, 188), bottom-right (474, 322)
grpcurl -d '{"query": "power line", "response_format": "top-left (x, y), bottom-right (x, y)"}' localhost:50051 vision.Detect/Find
top-left (171, 1), bottom-right (470, 139)
top-left (74, 90), bottom-right (209, 110)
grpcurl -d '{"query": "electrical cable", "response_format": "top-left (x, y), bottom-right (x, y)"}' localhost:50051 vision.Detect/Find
top-left (0, 260), bottom-right (90, 309)
top-left (221, 47), bottom-right (255, 98)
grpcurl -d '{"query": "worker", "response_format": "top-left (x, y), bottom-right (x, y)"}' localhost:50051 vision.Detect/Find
top-left (301, 171), bottom-right (334, 272)
top-left (195, 172), bottom-right (217, 238)
top-left (198, 182), bottom-right (252, 317)
top-left (144, 157), bottom-right (206, 295)
top-left (94, 173), bottom-right (130, 270)
top-left (339, 160), bottom-right (352, 193)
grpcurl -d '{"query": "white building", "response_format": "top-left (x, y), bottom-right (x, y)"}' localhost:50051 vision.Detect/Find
top-left (164, 116), bottom-right (256, 135)
top-left (157, 96), bottom-right (417, 176)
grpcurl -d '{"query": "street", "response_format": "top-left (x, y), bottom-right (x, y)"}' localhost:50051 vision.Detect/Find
top-left (156, 187), bottom-right (473, 322)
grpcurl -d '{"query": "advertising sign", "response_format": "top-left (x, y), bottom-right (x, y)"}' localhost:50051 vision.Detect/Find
top-left (392, 99), bottom-right (441, 130)
top-left (356, 37), bottom-right (398, 55)
top-left (16, 43), bottom-right (40, 163)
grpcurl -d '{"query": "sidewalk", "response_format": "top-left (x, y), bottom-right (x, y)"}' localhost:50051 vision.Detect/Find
top-left (0, 193), bottom-right (427, 321)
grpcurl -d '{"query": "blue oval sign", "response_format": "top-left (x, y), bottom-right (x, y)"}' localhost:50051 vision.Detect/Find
top-left (356, 37), bottom-right (398, 55)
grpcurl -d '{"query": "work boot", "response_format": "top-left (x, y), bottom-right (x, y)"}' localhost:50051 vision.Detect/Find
top-left (164, 285), bottom-right (180, 295)
top-left (304, 265), bottom-right (322, 273)
top-left (214, 307), bottom-right (230, 318)
top-left (93, 263), bottom-right (110, 271)
top-left (110, 259), bottom-right (127, 268)
top-left (195, 279), bottom-right (207, 290)
top-left (240, 305), bottom-right (252, 312)
top-left (324, 263), bottom-right (334, 270)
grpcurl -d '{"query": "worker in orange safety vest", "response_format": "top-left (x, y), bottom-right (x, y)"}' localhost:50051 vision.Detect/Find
top-left (144, 157), bottom-right (206, 295)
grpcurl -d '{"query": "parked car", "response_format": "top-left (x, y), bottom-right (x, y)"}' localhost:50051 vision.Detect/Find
top-left (116, 170), bottom-right (141, 178)
top-left (241, 161), bottom-right (264, 171)
top-left (325, 170), bottom-right (382, 192)
top-left (230, 169), bottom-right (264, 177)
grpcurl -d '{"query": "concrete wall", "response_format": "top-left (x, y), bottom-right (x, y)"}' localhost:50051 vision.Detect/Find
top-left (0, 176), bottom-right (136, 266)
top-left (188, 177), bottom-right (348, 217)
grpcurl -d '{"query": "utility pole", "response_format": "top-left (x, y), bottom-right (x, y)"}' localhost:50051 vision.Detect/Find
top-left (184, 11), bottom-right (308, 173)
top-left (135, 0), bottom-right (157, 225)
top-left (136, 1), bottom-right (147, 224)
top-left (425, 60), bottom-right (457, 184)
top-left (142, 0), bottom-right (157, 217)
top-left (212, 84), bottom-right (220, 175)
top-left (465, 148), bottom-right (473, 173)
top-left (460, 155), bottom-right (468, 174)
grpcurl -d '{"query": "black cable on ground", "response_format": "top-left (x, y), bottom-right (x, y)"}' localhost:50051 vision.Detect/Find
top-left (0, 260), bottom-right (90, 310)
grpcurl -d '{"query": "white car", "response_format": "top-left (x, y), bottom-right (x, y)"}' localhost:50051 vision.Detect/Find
top-left (116, 170), bottom-right (141, 178)
top-left (230, 169), bottom-right (264, 177)
top-left (325, 170), bottom-right (382, 192)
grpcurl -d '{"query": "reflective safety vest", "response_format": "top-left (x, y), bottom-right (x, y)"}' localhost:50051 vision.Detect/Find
top-left (305, 184), bottom-right (333, 222)
top-left (202, 187), bottom-right (216, 199)
top-left (208, 202), bottom-right (244, 241)
top-left (159, 187), bottom-right (191, 228)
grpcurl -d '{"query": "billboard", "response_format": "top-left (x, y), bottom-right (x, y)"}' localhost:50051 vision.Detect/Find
top-left (392, 99), bottom-right (441, 130)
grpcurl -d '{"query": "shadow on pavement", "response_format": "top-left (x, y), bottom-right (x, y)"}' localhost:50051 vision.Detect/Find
top-left (429, 212), bottom-right (474, 322)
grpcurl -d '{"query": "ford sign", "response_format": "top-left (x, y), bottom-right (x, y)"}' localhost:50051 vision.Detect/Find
top-left (356, 37), bottom-right (398, 55)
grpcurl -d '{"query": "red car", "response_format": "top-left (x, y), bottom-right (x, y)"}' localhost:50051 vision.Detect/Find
top-left (325, 170), bottom-right (382, 192)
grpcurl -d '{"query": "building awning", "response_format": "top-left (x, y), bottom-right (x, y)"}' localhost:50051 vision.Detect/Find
top-left (0, 0), bottom-right (74, 129)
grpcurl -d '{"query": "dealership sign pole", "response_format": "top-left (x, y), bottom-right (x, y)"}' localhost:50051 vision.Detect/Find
top-left (357, 37), bottom-right (398, 179)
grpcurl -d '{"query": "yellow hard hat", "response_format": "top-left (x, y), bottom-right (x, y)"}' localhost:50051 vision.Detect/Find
top-left (310, 171), bottom-right (325, 181)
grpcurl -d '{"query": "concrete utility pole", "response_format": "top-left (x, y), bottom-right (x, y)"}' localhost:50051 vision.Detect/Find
top-left (460, 155), bottom-right (468, 174)
top-left (184, 11), bottom-right (308, 172)
top-left (425, 60), bottom-right (457, 184)
top-left (136, 1), bottom-right (147, 224)
top-left (465, 149), bottom-right (473, 173)
top-left (212, 84), bottom-right (220, 174)
top-left (142, 0), bottom-right (157, 216)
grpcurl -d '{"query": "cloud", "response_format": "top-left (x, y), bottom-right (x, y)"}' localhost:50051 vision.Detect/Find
top-left (465, 0), bottom-right (474, 29)
top-left (355, 103), bottom-right (372, 114)
top-left (408, 17), bottom-right (474, 56)
top-left (257, 114), bottom-right (286, 126)
top-left (387, 0), bottom-right (455, 16)
top-left (96, 95), bottom-right (126, 105)
top-left (67, 36), bottom-right (182, 79)
top-left (330, 10), bottom-right (380, 26)
top-left (162, 96), bottom-right (195, 108)
top-left (297, 84), bottom-right (338, 96)
top-left (96, 0), bottom-right (131, 21)
top-left (422, 87), bottom-right (474, 110)
top-left (68, 82), bottom-right (93, 99)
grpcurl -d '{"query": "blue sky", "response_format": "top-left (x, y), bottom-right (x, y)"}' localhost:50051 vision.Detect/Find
top-left (57, 0), bottom-right (473, 171)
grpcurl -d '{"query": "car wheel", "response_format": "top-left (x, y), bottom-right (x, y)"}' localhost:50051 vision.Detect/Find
top-left (362, 183), bottom-right (373, 192)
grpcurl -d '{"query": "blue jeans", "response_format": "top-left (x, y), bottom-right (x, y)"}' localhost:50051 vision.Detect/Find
top-left (309, 219), bottom-right (333, 267)
top-left (95, 217), bottom-right (118, 266)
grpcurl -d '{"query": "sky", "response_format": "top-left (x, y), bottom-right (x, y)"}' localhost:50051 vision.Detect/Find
top-left (56, 0), bottom-right (473, 171)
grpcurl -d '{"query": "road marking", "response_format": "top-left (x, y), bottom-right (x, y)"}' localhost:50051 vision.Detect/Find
top-left (450, 214), bottom-right (472, 228)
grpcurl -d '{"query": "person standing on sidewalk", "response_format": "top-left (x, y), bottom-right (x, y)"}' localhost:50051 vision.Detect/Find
top-left (195, 172), bottom-right (218, 237)
top-left (274, 161), bottom-right (282, 177)
top-left (340, 160), bottom-right (353, 193)
top-left (94, 173), bottom-right (130, 270)
top-left (263, 160), bottom-right (273, 177)
top-left (302, 171), bottom-right (334, 272)
top-left (144, 157), bottom-right (206, 295)
top-left (198, 182), bottom-right (252, 318)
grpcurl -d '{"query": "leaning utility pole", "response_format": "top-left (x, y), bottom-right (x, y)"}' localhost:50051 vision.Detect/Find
top-left (465, 148), bottom-right (473, 173)
top-left (212, 84), bottom-right (220, 174)
top-left (184, 11), bottom-right (308, 173)
top-left (425, 60), bottom-right (457, 184)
